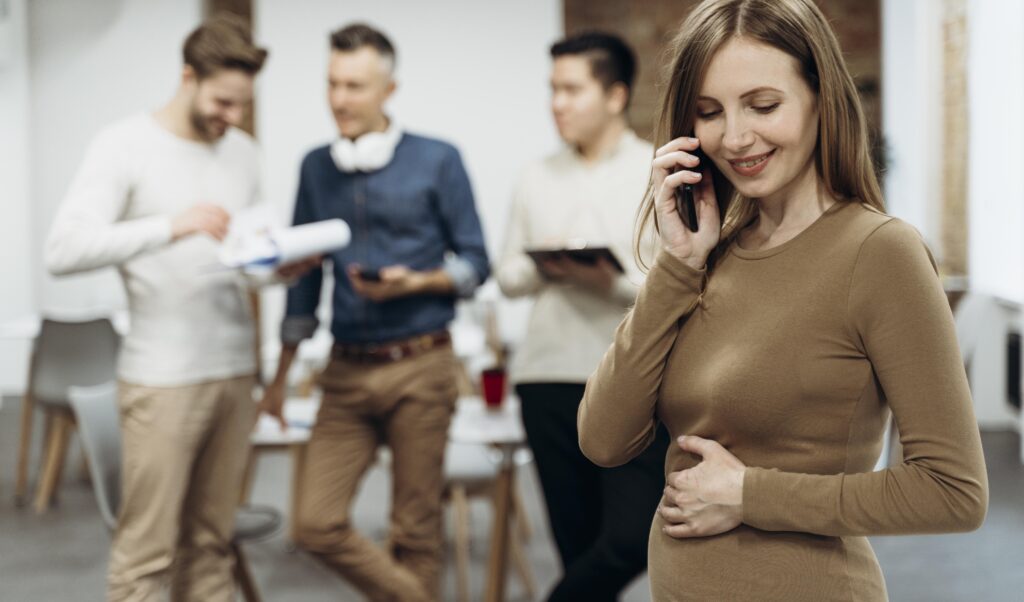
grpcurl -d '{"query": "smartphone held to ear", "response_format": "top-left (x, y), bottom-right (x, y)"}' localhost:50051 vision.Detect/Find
top-left (674, 147), bottom-right (706, 232)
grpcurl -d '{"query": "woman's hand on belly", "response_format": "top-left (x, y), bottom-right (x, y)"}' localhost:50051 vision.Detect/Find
top-left (659, 435), bottom-right (746, 538)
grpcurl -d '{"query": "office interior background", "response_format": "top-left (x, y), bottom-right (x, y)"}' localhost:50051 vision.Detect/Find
top-left (1, 0), bottom-right (1022, 600)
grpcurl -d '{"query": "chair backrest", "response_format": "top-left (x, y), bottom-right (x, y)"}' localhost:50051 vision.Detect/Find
top-left (953, 292), bottom-right (1023, 426)
top-left (66, 382), bottom-right (121, 531)
top-left (954, 293), bottom-right (989, 365)
top-left (31, 318), bottom-right (120, 405)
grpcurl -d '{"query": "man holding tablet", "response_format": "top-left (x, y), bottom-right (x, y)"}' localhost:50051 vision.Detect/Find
top-left (495, 32), bottom-right (668, 601)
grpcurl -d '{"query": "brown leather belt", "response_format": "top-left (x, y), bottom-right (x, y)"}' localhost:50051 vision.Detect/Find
top-left (331, 330), bottom-right (451, 364)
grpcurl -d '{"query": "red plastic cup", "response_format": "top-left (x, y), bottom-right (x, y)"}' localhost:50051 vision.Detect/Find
top-left (481, 368), bottom-right (507, 411)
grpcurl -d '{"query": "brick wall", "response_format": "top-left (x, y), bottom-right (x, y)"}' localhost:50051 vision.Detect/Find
top-left (941, 0), bottom-right (968, 278)
top-left (563, 0), bottom-right (881, 145)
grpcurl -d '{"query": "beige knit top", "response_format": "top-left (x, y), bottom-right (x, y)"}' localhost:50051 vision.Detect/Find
top-left (579, 201), bottom-right (988, 601)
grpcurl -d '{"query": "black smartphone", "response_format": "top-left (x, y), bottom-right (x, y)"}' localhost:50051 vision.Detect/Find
top-left (357, 267), bottom-right (381, 282)
top-left (673, 146), bottom-right (706, 232)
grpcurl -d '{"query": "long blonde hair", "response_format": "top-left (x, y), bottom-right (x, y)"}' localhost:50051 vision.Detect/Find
top-left (636, 0), bottom-right (885, 269)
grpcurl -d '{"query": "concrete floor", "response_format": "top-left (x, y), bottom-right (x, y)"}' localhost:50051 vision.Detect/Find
top-left (2, 395), bottom-right (1022, 601)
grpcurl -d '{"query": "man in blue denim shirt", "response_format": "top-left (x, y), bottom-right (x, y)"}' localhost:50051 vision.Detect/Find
top-left (259, 24), bottom-right (489, 601)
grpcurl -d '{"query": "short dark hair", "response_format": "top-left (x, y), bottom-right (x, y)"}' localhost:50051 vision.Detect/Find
top-left (182, 14), bottom-right (268, 79)
top-left (330, 23), bottom-right (396, 70)
top-left (550, 32), bottom-right (637, 106)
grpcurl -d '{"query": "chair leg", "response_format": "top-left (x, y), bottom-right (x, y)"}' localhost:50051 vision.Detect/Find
top-left (511, 485), bottom-right (532, 541)
top-left (484, 467), bottom-right (515, 602)
top-left (507, 481), bottom-right (536, 596)
top-left (14, 393), bottom-right (36, 505)
top-left (509, 517), bottom-right (537, 600)
top-left (78, 441), bottom-right (91, 484)
top-left (289, 444), bottom-right (308, 545)
top-left (296, 368), bottom-right (316, 397)
top-left (451, 484), bottom-right (472, 602)
top-left (239, 450), bottom-right (259, 505)
top-left (34, 409), bottom-right (74, 514)
top-left (232, 543), bottom-right (262, 602)
top-left (49, 418), bottom-right (77, 504)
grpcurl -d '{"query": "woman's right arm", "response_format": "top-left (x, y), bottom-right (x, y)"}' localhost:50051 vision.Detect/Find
top-left (578, 251), bottom-right (705, 467)
top-left (578, 136), bottom-right (720, 467)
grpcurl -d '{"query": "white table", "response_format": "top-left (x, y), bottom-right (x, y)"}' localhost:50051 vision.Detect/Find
top-left (448, 396), bottom-right (527, 602)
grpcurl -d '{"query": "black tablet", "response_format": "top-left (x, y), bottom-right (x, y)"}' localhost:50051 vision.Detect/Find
top-left (525, 246), bottom-right (625, 273)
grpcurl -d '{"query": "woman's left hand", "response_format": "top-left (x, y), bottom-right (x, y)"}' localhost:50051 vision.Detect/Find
top-left (659, 435), bottom-right (747, 538)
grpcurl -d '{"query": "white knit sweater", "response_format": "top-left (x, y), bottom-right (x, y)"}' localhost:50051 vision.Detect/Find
top-left (46, 114), bottom-right (261, 387)
top-left (496, 130), bottom-right (656, 385)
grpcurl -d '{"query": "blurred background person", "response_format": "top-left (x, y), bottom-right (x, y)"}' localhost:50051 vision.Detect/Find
top-left (44, 15), bottom-right (270, 602)
top-left (496, 32), bottom-right (668, 601)
top-left (259, 23), bottom-right (490, 602)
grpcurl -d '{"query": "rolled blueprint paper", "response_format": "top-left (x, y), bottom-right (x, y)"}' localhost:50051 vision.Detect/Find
top-left (218, 218), bottom-right (350, 270)
top-left (272, 219), bottom-right (351, 264)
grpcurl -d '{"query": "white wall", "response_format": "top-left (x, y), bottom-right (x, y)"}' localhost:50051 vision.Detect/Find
top-left (2, 0), bottom-right (561, 390)
top-left (882, 0), bottom-right (943, 249)
top-left (30, 0), bottom-right (202, 314)
top-left (254, 0), bottom-right (563, 347)
top-left (0, 0), bottom-right (201, 392)
top-left (967, 0), bottom-right (1024, 305)
top-left (885, 0), bottom-right (1024, 429)
top-left (965, 0), bottom-right (1024, 428)
top-left (0, 0), bottom-right (34, 392)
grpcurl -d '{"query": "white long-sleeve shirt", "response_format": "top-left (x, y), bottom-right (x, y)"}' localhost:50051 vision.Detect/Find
top-left (46, 113), bottom-right (261, 387)
top-left (496, 129), bottom-right (656, 384)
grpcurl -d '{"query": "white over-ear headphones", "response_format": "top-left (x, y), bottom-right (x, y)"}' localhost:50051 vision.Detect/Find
top-left (330, 119), bottom-right (403, 173)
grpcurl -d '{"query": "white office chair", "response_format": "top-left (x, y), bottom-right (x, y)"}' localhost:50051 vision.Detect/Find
top-left (444, 441), bottom-right (536, 602)
top-left (14, 317), bottom-right (120, 512)
top-left (954, 292), bottom-right (1023, 463)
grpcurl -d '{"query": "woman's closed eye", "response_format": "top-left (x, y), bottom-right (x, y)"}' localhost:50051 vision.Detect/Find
top-left (752, 103), bottom-right (780, 114)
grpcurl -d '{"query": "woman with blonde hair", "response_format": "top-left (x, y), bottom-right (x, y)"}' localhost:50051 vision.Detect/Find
top-left (578, 0), bottom-right (988, 599)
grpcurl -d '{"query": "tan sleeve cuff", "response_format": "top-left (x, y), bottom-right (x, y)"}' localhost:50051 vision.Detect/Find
top-left (649, 249), bottom-right (706, 296)
top-left (742, 466), bottom-right (841, 534)
top-left (742, 466), bottom-right (777, 529)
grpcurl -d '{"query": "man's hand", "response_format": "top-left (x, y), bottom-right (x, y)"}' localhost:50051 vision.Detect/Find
top-left (171, 202), bottom-right (231, 241)
top-left (257, 380), bottom-right (287, 431)
top-left (276, 255), bottom-right (323, 283)
top-left (538, 255), bottom-right (617, 294)
top-left (348, 264), bottom-right (424, 302)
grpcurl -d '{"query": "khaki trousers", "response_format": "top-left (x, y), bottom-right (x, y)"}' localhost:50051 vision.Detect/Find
top-left (107, 375), bottom-right (256, 602)
top-left (295, 344), bottom-right (458, 602)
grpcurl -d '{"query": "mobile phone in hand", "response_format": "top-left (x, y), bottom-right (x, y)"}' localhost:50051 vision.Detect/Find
top-left (357, 267), bottom-right (381, 282)
top-left (674, 147), bottom-right (706, 232)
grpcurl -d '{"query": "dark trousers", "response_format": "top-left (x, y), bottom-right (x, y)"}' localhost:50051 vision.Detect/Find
top-left (518, 382), bottom-right (669, 602)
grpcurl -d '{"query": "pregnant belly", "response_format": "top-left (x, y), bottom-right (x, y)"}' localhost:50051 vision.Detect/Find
top-left (647, 515), bottom-right (886, 601)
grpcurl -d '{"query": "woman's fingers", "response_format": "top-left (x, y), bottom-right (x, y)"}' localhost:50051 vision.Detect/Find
top-left (658, 500), bottom-right (689, 524)
top-left (662, 521), bottom-right (700, 539)
top-left (655, 136), bottom-right (700, 158)
top-left (661, 168), bottom-right (703, 189)
top-left (677, 434), bottom-right (721, 457)
top-left (667, 468), bottom-right (697, 492)
top-left (652, 150), bottom-right (702, 172)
